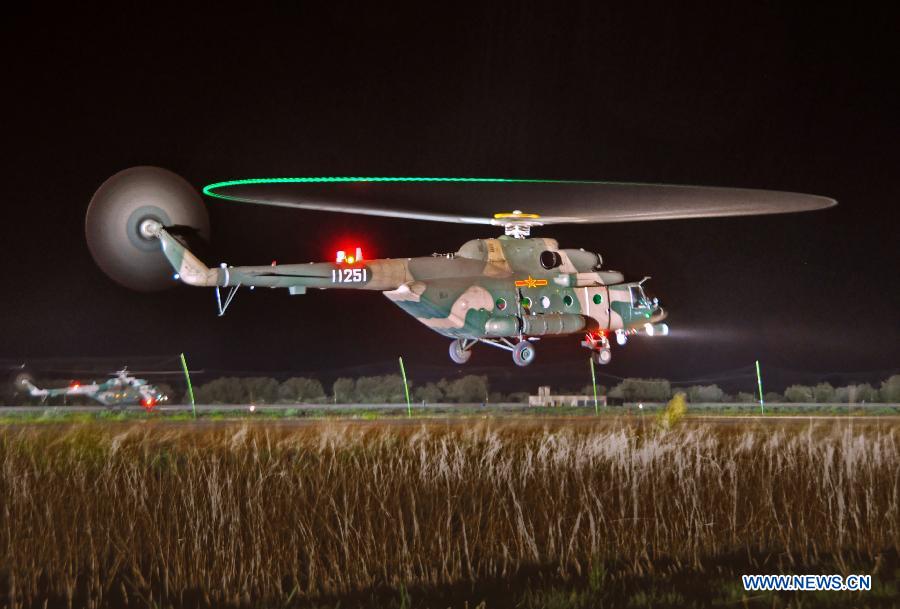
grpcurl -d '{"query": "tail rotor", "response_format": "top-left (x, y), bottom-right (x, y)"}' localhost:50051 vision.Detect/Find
top-left (85, 166), bottom-right (210, 291)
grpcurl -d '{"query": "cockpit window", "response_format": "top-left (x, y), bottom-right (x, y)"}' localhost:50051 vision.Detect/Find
top-left (630, 286), bottom-right (647, 307)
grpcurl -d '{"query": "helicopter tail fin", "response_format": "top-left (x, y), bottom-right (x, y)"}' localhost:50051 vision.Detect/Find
top-left (156, 228), bottom-right (221, 287)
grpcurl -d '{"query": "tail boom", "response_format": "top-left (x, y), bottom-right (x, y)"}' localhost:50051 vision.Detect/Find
top-left (152, 224), bottom-right (409, 290)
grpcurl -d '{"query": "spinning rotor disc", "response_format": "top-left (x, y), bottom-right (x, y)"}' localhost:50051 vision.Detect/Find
top-left (86, 166), bottom-right (210, 291)
top-left (203, 177), bottom-right (836, 225)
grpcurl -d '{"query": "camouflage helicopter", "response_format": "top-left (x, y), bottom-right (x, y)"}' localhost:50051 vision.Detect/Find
top-left (14, 367), bottom-right (168, 408)
top-left (85, 167), bottom-right (834, 367)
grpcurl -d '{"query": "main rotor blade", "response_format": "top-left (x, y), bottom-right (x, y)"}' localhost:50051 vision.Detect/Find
top-left (113, 370), bottom-right (204, 375)
top-left (203, 177), bottom-right (836, 224)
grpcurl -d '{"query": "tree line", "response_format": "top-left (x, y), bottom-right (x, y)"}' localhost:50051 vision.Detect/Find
top-left (190, 374), bottom-right (509, 405)
top-left (6, 373), bottom-right (899, 406)
top-left (191, 374), bottom-right (900, 405)
top-left (588, 375), bottom-right (900, 404)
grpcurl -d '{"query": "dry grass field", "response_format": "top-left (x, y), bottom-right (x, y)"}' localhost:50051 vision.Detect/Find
top-left (1, 416), bottom-right (898, 608)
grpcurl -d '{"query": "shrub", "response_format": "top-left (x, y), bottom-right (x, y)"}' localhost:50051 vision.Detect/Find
top-left (854, 383), bottom-right (878, 403)
top-left (354, 375), bottom-right (406, 403)
top-left (686, 384), bottom-right (724, 403)
top-left (813, 382), bottom-right (835, 403)
top-left (279, 377), bottom-right (326, 403)
top-left (444, 375), bottom-right (489, 403)
top-left (194, 377), bottom-right (246, 404)
top-left (880, 375), bottom-right (900, 403)
top-left (784, 385), bottom-right (813, 403)
top-left (614, 378), bottom-right (671, 402)
top-left (414, 382), bottom-right (445, 403)
top-left (657, 392), bottom-right (687, 429)
top-left (242, 377), bottom-right (279, 403)
top-left (332, 377), bottom-right (355, 403)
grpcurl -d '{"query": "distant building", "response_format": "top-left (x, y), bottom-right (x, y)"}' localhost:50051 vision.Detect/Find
top-left (529, 386), bottom-right (606, 407)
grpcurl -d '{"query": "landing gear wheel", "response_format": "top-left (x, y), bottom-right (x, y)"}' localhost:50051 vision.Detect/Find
top-left (512, 340), bottom-right (536, 367)
top-left (449, 339), bottom-right (472, 364)
top-left (593, 348), bottom-right (612, 365)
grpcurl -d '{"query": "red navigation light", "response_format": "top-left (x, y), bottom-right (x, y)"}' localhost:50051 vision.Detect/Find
top-left (336, 246), bottom-right (364, 264)
top-left (70, 382), bottom-right (80, 389)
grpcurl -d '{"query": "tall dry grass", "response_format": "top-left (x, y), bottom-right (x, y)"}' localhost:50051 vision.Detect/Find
top-left (0, 418), bottom-right (897, 607)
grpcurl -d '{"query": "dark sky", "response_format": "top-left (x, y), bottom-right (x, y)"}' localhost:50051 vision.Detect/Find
top-left (3, 4), bottom-right (898, 391)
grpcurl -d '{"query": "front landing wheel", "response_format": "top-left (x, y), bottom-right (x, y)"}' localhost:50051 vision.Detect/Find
top-left (449, 339), bottom-right (472, 364)
top-left (512, 341), bottom-right (536, 367)
top-left (593, 348), bottom-right (612, 365)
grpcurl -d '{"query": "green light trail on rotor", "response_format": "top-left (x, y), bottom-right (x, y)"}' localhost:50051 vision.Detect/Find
top-left (202, 176), bottom-right (608, 199)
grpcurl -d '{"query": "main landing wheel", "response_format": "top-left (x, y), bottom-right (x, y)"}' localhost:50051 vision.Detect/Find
top-left (449, 339), bottom-right (472, 364)
top-left (512, 340), bottom-right (536, 367)
top-left (593, 348), bottom-right (612, 365)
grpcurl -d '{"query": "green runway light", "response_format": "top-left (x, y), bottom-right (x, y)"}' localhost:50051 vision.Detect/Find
top-left (756, 360), bottom-right (765, 415)
top-left (399, 356), bottom-right (412, 418)
top-left (180, 352), bottom-right (196, 418)
top-left (202, 175), bottom-right (610, 199)
top-left (589, 356), bottom-right (599, 415)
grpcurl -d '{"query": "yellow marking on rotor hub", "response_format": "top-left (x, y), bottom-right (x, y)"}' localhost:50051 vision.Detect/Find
top-left (515, 276), bottom-right (548, 288)
top-left (494, 211), bottom-right (541, 220)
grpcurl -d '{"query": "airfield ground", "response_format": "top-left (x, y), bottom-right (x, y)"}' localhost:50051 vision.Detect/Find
top-left (1, 400), bottom-right (898, 420)
top-left (1, 413), bottom-right (897, 608)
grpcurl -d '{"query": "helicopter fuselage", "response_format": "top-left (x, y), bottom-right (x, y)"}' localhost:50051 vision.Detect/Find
top-left (156, 227), bottom-right (666, 365)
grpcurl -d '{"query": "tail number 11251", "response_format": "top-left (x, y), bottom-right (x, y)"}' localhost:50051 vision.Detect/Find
top-left (331, 268), bottom-right (367, 284)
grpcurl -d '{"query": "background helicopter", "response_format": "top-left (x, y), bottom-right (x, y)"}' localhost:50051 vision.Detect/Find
top-left (13, 367), bottom-right (171, 409)
top-left (85, 167), bottom-right (834, 367)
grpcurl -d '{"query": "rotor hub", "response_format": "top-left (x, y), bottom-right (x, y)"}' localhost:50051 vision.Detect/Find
top-left (138, 218), bottom-right (163, 239)
top-left (491, 210), bottom-right (543, 238)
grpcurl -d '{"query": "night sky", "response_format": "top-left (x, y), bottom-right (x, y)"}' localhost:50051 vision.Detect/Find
top-left (3, 5), bottom-right (898, 391)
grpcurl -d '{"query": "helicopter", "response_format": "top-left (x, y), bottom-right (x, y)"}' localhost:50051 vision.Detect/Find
top-left (14, 367), bottom-right (169, 409)
top-left (84, 167), bottom-right (834, 367)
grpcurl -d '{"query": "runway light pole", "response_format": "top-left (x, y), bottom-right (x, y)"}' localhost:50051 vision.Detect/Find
top-left (399, 356), bottom-right (412, 417)
top-left (180, 352), bottom-right (196, 418)
top-left (755, 360), bottom-right (765, 415)
top-left (589, 356), bottom-right (599, 415)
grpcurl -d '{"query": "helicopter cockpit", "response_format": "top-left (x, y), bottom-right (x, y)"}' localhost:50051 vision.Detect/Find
top-left (630, 285), bottom-right (649, 307)
top-left (629, 283), bottom-right (661, 312)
